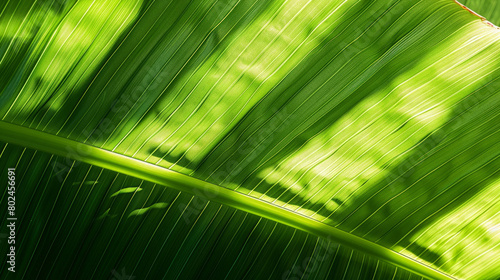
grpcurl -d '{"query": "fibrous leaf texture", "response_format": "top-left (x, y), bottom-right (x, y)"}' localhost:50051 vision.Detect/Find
top-left (0, 0), bottom-right (499, 279)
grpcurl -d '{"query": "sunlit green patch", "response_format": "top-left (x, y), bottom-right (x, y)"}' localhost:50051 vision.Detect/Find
top-left (110, 186), bottom-right (143, 197)
top-left (127, 202), bottom-right (169, 218)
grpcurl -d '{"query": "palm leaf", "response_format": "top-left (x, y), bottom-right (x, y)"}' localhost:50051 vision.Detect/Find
top-left (1, 0), bottom-right (499, 279)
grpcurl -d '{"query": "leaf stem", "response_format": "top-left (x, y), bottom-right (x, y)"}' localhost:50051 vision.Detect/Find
top-left (0, 121), bottom-right (455, 280)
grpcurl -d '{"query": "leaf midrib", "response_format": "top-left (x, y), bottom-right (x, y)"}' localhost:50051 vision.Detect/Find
top-left (0, 120), bottom-right (455, 280)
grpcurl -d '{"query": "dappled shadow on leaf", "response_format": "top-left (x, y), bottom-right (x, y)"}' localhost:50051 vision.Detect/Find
top-left (332, 75), bottom-right (500, 268)
top-left (0, 0), bottom-right (143, 128)
top-left (50, 0), bottom-right (279, 146)
top-left (189, 0), bottom-right (472, 187)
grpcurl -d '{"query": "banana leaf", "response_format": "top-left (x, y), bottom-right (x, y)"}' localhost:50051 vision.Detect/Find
top-left (0, 0), bottom-right (499, 279)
